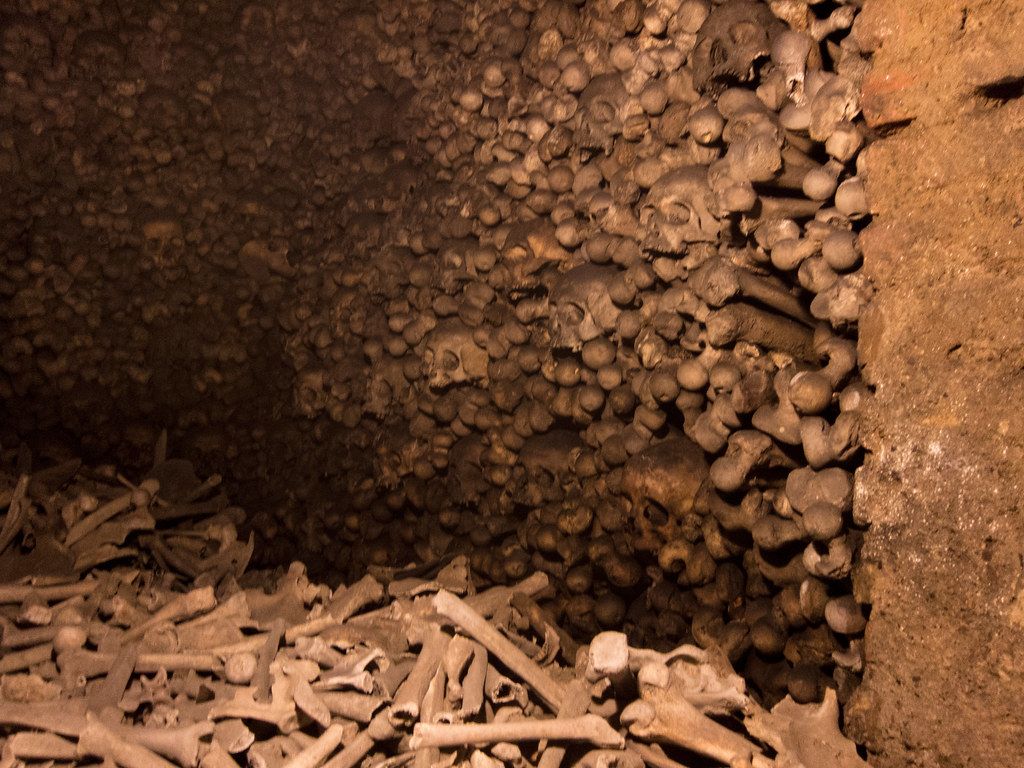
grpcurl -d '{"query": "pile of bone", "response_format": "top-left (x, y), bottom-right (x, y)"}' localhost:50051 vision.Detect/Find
top-left (277, 0), bottom-right (873, 706)
top-left (0, 454), bottom-right (868, 768)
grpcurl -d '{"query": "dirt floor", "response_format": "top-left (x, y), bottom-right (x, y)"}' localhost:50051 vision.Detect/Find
top-left (847, 1), bottom-right (1024, 765)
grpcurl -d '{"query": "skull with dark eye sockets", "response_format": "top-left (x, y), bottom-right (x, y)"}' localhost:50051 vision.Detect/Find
top-left (690, 0), bottom-right (784, 91)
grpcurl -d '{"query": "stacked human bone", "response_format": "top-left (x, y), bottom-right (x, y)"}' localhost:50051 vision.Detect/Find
top-left (0, 454), bottom-right (868, 768)
top-left (277, 0), bottom-right (873, 707)
top-left (0, 0), bottom-right (872, 709)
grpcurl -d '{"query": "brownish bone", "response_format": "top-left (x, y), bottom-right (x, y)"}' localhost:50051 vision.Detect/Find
top-left (755, 196), bottom-right (824, 221)
top-left (5, 731), bottom-right (78, 761)
top-left (88, 643), bottom-right (138, 713)
top-left (705, 304), bottom-right (815, 360)
top-left (389, 626), bottom-right (450, 725)
top-left (463, 571), bottom-right (549, 617)
top-left (0, 699), bottom-right (88, 737)
top-left (735, 270), bottom-right (814, 326)
top-left (322, 712), bottom-right (399, 768)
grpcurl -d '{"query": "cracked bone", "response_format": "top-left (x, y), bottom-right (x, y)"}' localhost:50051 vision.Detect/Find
top-left (122, 585), bottom-right (217, 642)
top-left (281, 722), bottom-right (349, 768)
top-left (689, 257), bottom-right (814, 325)
top-left (390, 626), bottom-right (450, 726)
top-left (745, 689), bottom-right (869, 767)
top-left (706, 303), bottom-right (815, 360)
top-left (0, 577), bottom-right (99, 605)
top-left (110, 720), bottom-right (215, 768)
top-left (208, 675), bottom-right (300, 733)
top-left (536, 679), bottom-right (591, 768)
top-left (322, 711), bottom-right (400, 768)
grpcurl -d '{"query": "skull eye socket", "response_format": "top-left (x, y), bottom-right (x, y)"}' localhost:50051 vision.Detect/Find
top-left (558, 303), bottom-right (586, 326)
top-left (591, 100), bottom-right (616, 124)
top-left (660, 202), bottom-right (692, 223)
top-left (642, 501), bottom-right (670, 528)
top-left (709, 40), bottom-right (728, 68)
top-left (441, 350), bottom-right (460, 371)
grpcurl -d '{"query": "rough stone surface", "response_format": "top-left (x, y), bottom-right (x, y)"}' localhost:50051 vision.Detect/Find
top-left (849, 1), bottom-right (1024, 764)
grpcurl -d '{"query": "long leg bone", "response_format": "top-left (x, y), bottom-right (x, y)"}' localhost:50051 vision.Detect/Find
top-left (409, 715), bottom-right (624, 750)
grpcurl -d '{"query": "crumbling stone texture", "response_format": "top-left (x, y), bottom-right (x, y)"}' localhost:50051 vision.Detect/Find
top-left (850, 1), bottom-right (1024, 765)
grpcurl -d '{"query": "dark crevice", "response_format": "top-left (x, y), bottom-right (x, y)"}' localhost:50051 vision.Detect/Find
top-left (975, 75), bottom-right (1024, 103)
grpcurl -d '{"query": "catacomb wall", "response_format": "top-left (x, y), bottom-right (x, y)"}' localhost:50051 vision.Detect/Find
top-left (847, 1), bottom-right (1024, 765)
top-left (1, 0), bottom-right (875, 714)
top-left (12, 1), bottom-right (1024, 764)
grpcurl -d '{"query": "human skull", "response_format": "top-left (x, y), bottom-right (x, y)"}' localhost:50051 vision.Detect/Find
top-left (365, 355), bottom-right (411, 417)
top-left (422, 319), bottom-right (489, 389)
top-left (548, 265), bottom-right (623, 351)
top-left (447, 434), bottom-right (490, 505)
top-left (239, 238), bottom-right (294, 278)
top-left (516, 430), bottom-right (583, 505)
top-left (295, 368), bottom-right (330, 417)
top-left (690, 0), bottom-right (784, 91)
top-left (142, 218), bottom-right (184, 269)
top-left (621, 436), bottom-right (711, 550)
top-left (577, 73), bottom-right (634, 153)
top-left (490, 221), bottom-right (570, 295)
top-left (640, 166), bottom-right (722, 251)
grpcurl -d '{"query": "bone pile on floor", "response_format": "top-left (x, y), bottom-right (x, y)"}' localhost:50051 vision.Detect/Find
top-left (0, 449), bottom-right (867, 768)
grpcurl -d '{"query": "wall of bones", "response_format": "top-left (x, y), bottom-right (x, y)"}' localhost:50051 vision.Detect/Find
top-left (0, 0), bottom-right (874, 710)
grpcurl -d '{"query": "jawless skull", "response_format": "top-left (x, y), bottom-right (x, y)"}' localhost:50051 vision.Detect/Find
top-left (577, 73), bottom-right (632, 153)
top-left (142, 219), bottom-right (184, 269)
top-left (422, 318), bottom-right (490, 389)
top-left (548, 264), bottom-right (623, 351)
top-left (690, 0), bottom-right (784, 91)
top-left (295, 368), bottom-right (330, 417)
top-left (447, 434), bottom-right (490, 505)
top-left (640, 166), bottom-right (722, 251)
top-left (365, 355), bottom-right (411, 417)
top-left (516, 429), bottom-right (583, 506)
top-left (621, 436), bottom-right (711, 549)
